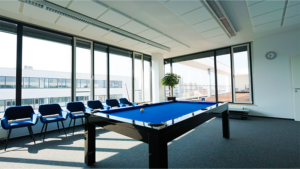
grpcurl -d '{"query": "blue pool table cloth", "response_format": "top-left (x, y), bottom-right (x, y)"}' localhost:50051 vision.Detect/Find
top-left (99, 101), bottom-right (216, 125)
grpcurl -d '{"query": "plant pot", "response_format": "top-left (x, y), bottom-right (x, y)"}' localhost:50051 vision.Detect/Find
top-left (167, 97), bottom-right (176, 101)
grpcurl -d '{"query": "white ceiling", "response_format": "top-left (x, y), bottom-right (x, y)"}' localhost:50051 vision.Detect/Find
top-left (0, 0), bottom-right (299, 58)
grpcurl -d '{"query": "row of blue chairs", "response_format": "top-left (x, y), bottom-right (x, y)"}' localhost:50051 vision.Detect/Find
top-left (0, 98), bottom-right (137, 151)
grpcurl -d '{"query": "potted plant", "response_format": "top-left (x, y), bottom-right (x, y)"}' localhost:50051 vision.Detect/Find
top-left (161, 73), bottom-right (181, 101)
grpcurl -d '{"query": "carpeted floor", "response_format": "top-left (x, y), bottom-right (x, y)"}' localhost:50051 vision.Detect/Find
top-left (0, 116), bottom-right (299, 168)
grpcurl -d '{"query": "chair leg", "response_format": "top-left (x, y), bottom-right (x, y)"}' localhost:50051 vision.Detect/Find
top-left (27, 127), bottom-right (32, 139)
top-left (29, 126), bottom-right (36, 144)
top-left (81, 118), bottom-right (84, 128)
top-left (61, 121), bottom-right (67, 137)
top-left (43, 123), bottom-right (48, 142)
top-left (68, 119), bottom-right (72, 131)
top-left (5, 129), bottom-right (12, 151)
top-left (73, 118), bottom-right (76, 135)
top-left (40, 123), bottom-right (45, 137)
top-left (57, 122), bottom-right (60, 133)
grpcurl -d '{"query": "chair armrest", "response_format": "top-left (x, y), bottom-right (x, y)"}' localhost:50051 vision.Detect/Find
top-left (0, 115), bottom-right (9, 130)
top-left (132, 102), bottom-right (138, 106)
top-left (31, 113), bottom-right (39, 125)
top-left (103, 105), bottom-right (111, 110)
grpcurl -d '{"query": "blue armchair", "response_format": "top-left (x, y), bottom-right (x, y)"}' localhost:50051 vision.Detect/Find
top-left (106, 99), bottom-right (122, 108)
top-left (119, 98), bottom-right (138, 107)
top-left (38, 104), bottom-right (68, 142)
top-left (0, 106), bottom-right (38, 151)
top-left (66, 102), bottom-right (87, 135)
top-left (87, 100), bottom-right (110, 111)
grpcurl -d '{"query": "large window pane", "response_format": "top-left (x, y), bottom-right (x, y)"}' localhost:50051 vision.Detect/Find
top-left (216, 48), bottom-right (232, 102)
top-left (233, 45), bottom-right (251, 102)
top-left (173, 52), bottom-right (215, 102)
top-left (110, 47), bottom-right (132, 102)
top-left (134, 53), bottom-right (143, 102)
top-left (75, 40), bottom-right (91, 106)
top-left (164, 59), bottom-right (171, 100)
top-left (22, 27), bottom-right (71, 111)
top-left (144, 56), bottom-right (151, 102)
top-left (0, 21), bottom-right (17, 113)
top-left (94, 43), bottom-right (107, 103)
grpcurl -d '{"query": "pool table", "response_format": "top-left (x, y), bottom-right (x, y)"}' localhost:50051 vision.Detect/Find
top-left (84, 100), bottom-right (229, 168)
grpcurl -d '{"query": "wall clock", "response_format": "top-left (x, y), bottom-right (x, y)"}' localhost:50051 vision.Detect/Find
top-left (266, 51), bottom-right (276, 60)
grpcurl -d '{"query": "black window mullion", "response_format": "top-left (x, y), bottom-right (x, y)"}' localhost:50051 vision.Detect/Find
top-left (107, 46), bottom-right (110, 99)
top-left (170, 59), bottom-right (173, 97)
top-left (91, 42), bottom-right (95, 100)
top-left (230, 47), bottom-right (234, 103)
top-left (214, 51), bottom-right (218, 103)
top-left (71, 38), bottom-right (75, 102)
top-left (16, 24), bottom-right (23, 106)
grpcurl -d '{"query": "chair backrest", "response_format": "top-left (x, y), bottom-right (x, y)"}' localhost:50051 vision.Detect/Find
top-left (119, 98), bottom-right (132, 106)
top-left (66, 102), bottom-right (85, 112)
top-left (5, 106), bottom-right (34, 120)
top-left (39, 104), bottom-right (62, 116)
top-left (106, 99), bottom-right (120, 108)
top-left (87, 100), bottom-right (104, 109)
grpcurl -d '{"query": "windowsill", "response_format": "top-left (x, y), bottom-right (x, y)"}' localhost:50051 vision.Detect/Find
top-left (229, 103), bottom-right (257, 106)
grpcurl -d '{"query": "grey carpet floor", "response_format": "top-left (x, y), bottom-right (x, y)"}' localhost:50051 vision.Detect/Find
top-left (0, 116), bottom-right (299, 168)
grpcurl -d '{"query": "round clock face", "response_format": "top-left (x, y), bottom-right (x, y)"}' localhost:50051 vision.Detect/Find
top-left (266, 51), bottom-right (276, 60)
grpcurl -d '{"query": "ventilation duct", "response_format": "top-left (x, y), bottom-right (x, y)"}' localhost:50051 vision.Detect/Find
top-left (203, 0), bottom-right (237, 37)
top-left (18, 0), bottom-right (173, 52)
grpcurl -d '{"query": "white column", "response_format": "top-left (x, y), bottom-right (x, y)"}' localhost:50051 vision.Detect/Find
top-left (152, 53), bottom-right (165, 103)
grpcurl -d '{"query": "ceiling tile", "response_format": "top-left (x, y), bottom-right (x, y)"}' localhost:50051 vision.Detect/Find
top-left (172, 45), bottom-right (189, 50)
top-left (0, 0), bottom-right (21, 13)
top-left (151, 36), bottom-right (173, 44)
top-left (180, 7), bottom-right (212, 26)
top-left (163, 40), bottom-right (181, 48)
top-left (102, 32), bottom-right (126, 42)
top-left (82, 25), bottom-right (109, 37)
top-left (253, 20), bottom-right (281, 32)
top-left (251, 9), bottom-right (283, 26)
top-left (98, 9), bottom-right (131, 27)
top-left (119, 38), bottom-right (141, 46)
top-left (164, 0), bottom-right (203, 16)
top-left (248, 0), bottom-right (285, 17)
top-left (208, 34), bottom-right (229, 42)
top-left (192, 19), bottom-right (220, 33)
top-left (56, 16), bottom-right (88, 31)
top-left (68, 0), bottom-right (107, 19)
top-left (47, 0), bottom-right (70, 7)
top-left (245, 0), bottom-right (264, 6)
top-left (120, 20), bottom-right (148, 34)
top-left (133, 43), bottom-right (151, 50)
top-left (283, 15), bottom-right (300, 27)
top-left (137, 29), bottom-right (161, 39)
top-left (201, 28), bottom-right (225, 39)
top-left (158, 0), bottom-right (168, 4)
top-left (285, 4), bottom-right (300, 18)
top-left (287, 1), bottom-right (300, 7)
top-left (144, 47), bottom-right (159, 53)
top-left (22, 4), bottom-right (59, 23)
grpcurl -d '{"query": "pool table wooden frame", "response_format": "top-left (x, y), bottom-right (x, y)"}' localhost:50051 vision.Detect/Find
top-left (84, 101), bottom-right (229, 168)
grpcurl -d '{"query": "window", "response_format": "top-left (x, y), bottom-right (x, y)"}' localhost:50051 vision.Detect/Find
top-left (165, 43), bottom-right (252, 104)
top-left (172, 51), bottom-right (215, 102)
top-left (134, 53), bottom-right (143, 102)
top-left (22, 26), bottom-right (72, 110)
top-left (0, 20), bottom-right (17, 111)
top-left (144, 55), bottom-right (151, 102)
top-left (216, 48), bottom-right (232, 102)
top-left (94, 43), bottom-right (107, 103)
top-left (164, 59), bottom-right (171, 99)
top-left (110, 47), bottom-right (132, 101)
top-left (75, 39), bottom-right (92, 105)
top-left (232, 45), bottom-right (252, 103)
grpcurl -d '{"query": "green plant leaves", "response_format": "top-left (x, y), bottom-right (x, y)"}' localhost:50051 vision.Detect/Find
top-left (161, 73), bottom-right (181, 88)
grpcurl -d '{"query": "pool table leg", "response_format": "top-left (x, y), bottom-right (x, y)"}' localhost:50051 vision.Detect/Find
top-left (85, 116), bottom-right (96, 166)
top-left (148, 134), bottom-right (168, 168)
top-left (222, 109), bottom-right (230, 139)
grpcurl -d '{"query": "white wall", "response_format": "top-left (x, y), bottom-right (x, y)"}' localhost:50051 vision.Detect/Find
top-left (230, 29), bottom-right (300, 119)
top-left (152, 53), bottom-right (165, 103)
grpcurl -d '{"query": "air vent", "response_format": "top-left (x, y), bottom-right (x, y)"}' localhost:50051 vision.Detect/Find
top-left (204, 0), bottom-right (237, 37)
top-left (21, 0), bottom-right (44, 8)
